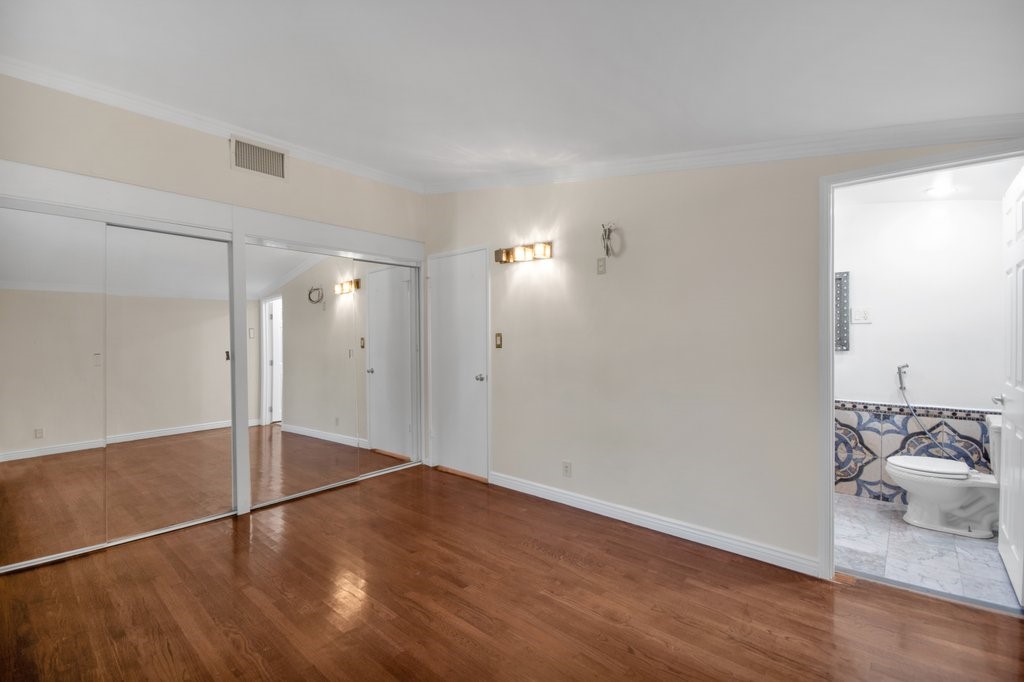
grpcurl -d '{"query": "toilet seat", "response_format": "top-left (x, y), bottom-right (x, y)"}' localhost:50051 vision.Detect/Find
top-left (886, 455), bottom-right (970, 480)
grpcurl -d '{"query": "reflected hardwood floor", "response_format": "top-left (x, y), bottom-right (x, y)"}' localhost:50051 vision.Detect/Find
top-left (0, 425), bottom-right (407, 566)
top-left (2, 467), bottom-right (1022, 680)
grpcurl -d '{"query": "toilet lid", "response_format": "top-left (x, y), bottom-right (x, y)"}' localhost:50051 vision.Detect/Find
top-left (887, 455), bottom-right (970, 479)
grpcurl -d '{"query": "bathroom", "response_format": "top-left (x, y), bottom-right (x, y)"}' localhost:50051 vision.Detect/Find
top-left (832, 156), bottom-right (1024, 613)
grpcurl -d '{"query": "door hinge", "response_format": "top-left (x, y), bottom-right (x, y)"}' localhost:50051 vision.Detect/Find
top-left (269, 359), bottom-right (274, 366)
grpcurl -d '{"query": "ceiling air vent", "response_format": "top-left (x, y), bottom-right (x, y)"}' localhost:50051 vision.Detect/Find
top-left (232, 138), bottom-right (286, 178)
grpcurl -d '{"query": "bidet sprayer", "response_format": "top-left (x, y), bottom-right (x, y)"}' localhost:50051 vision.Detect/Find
top-left (897, 364), bottom-right (909, 391)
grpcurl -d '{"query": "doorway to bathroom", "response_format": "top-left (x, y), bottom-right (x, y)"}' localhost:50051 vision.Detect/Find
top-left (826, 149), bottom-right (1024, 614)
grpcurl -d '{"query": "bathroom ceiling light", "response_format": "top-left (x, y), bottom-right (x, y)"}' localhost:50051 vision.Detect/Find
top-left (334, 279), bottom-right (360, 294)
top-left (925, 175), bottom-right (957, 198)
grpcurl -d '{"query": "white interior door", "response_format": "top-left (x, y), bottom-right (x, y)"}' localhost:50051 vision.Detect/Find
top-left (428, 249), bottom-right (488, 480)
top-left (271, 297), bottom-right (283, 423)
top-left (999, 163), bottom-right (1024, 604)
top-left (366, 267), bottom-right (413, 456)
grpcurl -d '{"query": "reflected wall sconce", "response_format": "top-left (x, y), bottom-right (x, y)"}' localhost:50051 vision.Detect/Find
top-left (334, 279), bottom-right (361, 294)
top-left (494, 241), bottom-right (553, 264)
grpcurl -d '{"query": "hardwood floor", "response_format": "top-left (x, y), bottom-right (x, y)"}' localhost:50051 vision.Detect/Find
top-left (2, 466), bottom-right (1022, 680)
top-left (0, 425), bottom-right (408, 566)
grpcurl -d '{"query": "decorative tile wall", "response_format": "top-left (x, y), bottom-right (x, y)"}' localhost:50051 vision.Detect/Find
top-left (834, 401), bottom-right (996, 504)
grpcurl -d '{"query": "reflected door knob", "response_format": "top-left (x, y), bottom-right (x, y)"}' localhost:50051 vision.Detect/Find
top-left (475, 374), bottom-right (485, 382)
top-left (367, 368), bottom-right (375, 374)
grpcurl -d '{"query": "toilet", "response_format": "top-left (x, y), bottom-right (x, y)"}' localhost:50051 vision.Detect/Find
top-left (884, 416), bottom-right (1002, 539)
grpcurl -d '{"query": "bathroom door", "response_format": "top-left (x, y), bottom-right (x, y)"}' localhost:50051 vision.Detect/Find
top-left (999, 163), bottom-right (1024, 604)
top-left (428, 249), bottom-right (489, 480)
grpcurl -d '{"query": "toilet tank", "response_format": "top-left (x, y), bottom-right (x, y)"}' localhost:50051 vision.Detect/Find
top-left (986, 414), bottom-right (1002, 479)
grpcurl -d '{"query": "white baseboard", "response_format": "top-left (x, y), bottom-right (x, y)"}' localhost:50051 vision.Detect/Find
top-left (106, 420), bottom-right (234, 444)
top-left (1, 418), bottom-right (261, 462)
top-left (280, 423), bottom-right (370, 449)
top-left (0, 438), bottom-right (107, 462)
top-left (488, 472), bottom-right (819, 577)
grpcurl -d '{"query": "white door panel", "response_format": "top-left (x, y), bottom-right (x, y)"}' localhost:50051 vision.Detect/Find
top-left (366, 267), bottom-right (414, 456)
top-left (999, 164), bottom-right (1024, 604)
top-left (429, 249), bottom-right (488, 479)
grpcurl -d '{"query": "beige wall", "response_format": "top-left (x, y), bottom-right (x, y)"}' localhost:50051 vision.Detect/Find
top-left (1, 73), bottom-right (1006, 565)
top-left (0, 290), bottom-right (105, 452)
top-left (275, 258), bottom-right (363, 438)
top-left (0, 290), bottom-right (261, 455)
top-left (421, 144), bottom-right (986, 561)
top-left (0, 75), bottom-right (425, 242)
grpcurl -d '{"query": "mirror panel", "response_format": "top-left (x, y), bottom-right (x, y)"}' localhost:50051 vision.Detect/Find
top-left (104, 226), bottom-right (233, 539)
top-left (246, 244), bottom-right (362, 504)
top-left (0, 209), bottom-right (107, 565)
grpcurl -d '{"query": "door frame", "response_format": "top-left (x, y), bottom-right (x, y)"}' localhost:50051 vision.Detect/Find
top-left (817, 137), bottom-right (1024, 580)
top-left (426, 246), bottom-right (491, 478)
top-left (259, 295), bottom-right (282, 426)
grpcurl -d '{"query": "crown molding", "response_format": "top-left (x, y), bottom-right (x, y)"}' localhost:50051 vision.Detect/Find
top-left (4, 55), bottom-right (1023, 197)
top-left (0, 55), bottom-right (426, 193)
top-left (421, 114), bottom-right (1024, 194)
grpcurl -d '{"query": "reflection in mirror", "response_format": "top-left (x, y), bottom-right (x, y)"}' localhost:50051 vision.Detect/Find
top-left (247, 245), bottom-right (362, 504)
top-left (357, 262), bottom-right (420, 475)
top-left (104, 226), bottom-right (233, 539)
top-left (0, 209), bottom-right (106, 566)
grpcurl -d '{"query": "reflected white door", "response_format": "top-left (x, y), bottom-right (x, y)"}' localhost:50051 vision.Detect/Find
top-left (366, 267), bottom-right (413, 456)
top-left (428, 249), bottom-right (488, 480)
top-left (1000, 164), bottom-right (1024, 604)
top-left (271, 298), bottom-right (283, 423)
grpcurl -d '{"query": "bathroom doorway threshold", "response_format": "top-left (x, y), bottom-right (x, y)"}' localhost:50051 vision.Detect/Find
top-left (817, 136), bottom-right (1024, 584)
top-left (836, 568), bottom-right (1023, 618)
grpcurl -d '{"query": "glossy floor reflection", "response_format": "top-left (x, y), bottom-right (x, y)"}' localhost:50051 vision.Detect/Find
top-left (835, 493), bottom-right (1022, 612)
top-left (0, 425), bottom-right (407, 568)
top-left (250, 423), bottom-right (408, 505)
top-left (3, 468), bottom-right (1023, 679)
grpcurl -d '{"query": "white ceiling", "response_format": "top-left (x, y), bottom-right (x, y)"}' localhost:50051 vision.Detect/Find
top-left (837, 157), bottom-right (1024, 205)
top-left (2, 1), bottom-right (1023, 192)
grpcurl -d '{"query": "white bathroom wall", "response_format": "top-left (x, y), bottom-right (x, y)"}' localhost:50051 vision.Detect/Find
top-left (834, 200), bottom-right (1003, 409)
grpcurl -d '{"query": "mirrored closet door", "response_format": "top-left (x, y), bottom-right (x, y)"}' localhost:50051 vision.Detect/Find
top-left (103, 226), bottom-right (234, 539)
top-left (0, 210), bottom-right (236, 570)
top-left (246, 244), bottom-right (363, 505)
top-left (0, 209), bottom-right (107, 566)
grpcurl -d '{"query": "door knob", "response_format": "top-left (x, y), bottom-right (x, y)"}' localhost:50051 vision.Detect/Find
top-left (367, 368), bottom-right (375, 374)
top-left (475, 374), bottom-right (485, 382)
top-left (992, 394), bottom-right (1006, 405)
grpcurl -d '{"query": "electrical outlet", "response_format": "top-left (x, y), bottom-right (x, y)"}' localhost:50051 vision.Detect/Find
top-left (597, 257), bottom-right (607, 275)
top-left (561, 460), bottom-right (572, 478)
top-left (34, 428), bottom-right (44, 439)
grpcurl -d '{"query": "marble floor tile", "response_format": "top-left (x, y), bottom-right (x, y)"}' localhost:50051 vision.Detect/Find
top-left (884, 533), bottom-right (964, 595)
top-left (835, 545), bottom-right (887, 575)
top-left (834, 494), bottom-right (1021, 611)
top-left (962, 574), bottom-right (1021, 609)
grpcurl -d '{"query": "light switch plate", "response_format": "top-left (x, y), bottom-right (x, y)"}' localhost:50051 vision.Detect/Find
top-left (851, 308), bottom-right (872, 324)
top-left (495, 332), bottom-right (503, 349)
top-left (597, 257), bottom-right (607, 275)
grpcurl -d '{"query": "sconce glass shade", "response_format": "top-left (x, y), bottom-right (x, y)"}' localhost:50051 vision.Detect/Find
top-left (532, 242), bottom-right (552, 259)
top-left (335, 279), bottom-right (360, 294)
top-left (512, 244), bottom-right (534, 262)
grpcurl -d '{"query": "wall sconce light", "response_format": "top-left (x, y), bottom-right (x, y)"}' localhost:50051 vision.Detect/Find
top-left (334, 279), bottom-right (361, 294)
top-left (494, 241), bottom-right (553, 264)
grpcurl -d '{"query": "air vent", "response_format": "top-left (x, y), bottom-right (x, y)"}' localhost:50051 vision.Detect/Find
top-left (232, 139), bottom-right (285, 178)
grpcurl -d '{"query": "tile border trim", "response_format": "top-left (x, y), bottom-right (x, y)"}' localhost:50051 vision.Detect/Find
top-left (835, 399), bottom-right (998, 422)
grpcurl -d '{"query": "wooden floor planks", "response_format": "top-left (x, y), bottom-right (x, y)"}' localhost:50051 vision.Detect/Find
top-left (1, 466), bottom-right (1022, 680)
